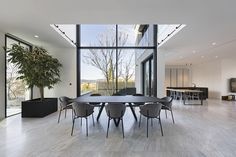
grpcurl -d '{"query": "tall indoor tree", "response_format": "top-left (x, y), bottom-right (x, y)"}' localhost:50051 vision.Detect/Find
top-left (6, 44), bottom-right (62, 101)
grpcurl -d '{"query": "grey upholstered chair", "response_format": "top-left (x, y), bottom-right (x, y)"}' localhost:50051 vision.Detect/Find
top-left (58, 96), bottom-right (73, 123)
top-left (71, 102), bottom-right (95, 137)
top-left (105, 103), bottom-right (126, 138)
top-left (161, 96), bottom-right (175, 124)
top-left (139, 102), bottom-right (163, 137)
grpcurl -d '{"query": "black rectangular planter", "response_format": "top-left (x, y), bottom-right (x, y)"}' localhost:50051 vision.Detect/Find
top-left (22, 98), bottom-right (58, 118)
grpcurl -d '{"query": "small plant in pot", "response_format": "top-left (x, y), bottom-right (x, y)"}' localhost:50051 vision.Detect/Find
top-left (7, 44), bottom-right (62, 117)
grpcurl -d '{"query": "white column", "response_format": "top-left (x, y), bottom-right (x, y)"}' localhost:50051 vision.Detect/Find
top-left (0, 32), bottom-right (5, 119)
top-left (157, 49), bottom-right (165, 98)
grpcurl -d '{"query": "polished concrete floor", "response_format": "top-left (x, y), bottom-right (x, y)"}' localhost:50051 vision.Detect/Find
top-left (0, 99), bottom-right (236, 157)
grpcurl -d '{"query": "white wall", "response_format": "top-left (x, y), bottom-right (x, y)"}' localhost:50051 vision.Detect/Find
top-left (43, 46), bottom-right (76, 99)
top-left (192, 58), bottom-right (236, 99)
top-left (157, 49), bottom-right (165, 97)
top-left (0, 31), bottom-right (5, 119)
top-left (32, 44), bottom-right (77, 99)
top-left (192, 60), bottom-right (221, 99)
top-left (135, 48), bottom-right (165, 98)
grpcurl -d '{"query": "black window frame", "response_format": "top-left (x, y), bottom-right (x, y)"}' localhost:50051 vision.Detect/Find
top-left (76, 24), bottom-right (158, 97)
top-left (5, 34), bottom-right (33, 118)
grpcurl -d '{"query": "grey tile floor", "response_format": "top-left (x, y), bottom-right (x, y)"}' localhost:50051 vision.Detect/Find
top-left (0, 99), bottom-right (236, 157)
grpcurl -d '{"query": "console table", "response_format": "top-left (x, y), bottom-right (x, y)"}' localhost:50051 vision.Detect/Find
top-left (166, 87), bottom-right (208, 100)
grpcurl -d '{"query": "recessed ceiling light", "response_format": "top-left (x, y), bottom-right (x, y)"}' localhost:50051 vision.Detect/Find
top-left (215, 56), bottom-right (218, 58)
top-left (201, 56), bottom-right (204, 58)
top-left (34, 35), bottom-right (39, 38)
top-left (192, 50), bottom-right (196, 53)
top-left (212, 42), bottom-right (216, 46)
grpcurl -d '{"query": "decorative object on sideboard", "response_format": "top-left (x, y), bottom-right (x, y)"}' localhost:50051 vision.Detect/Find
top-left (222, 95), bottom-right (236, 101)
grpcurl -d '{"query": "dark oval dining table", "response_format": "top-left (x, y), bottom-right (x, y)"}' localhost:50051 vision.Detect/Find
top-left (73, 95), bottom-right (165, 122)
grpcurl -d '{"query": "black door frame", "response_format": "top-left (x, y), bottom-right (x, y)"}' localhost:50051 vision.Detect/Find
top-left (5, 34), bottom-right (33, 117)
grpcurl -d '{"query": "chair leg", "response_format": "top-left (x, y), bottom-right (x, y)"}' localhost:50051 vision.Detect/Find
top-left (81, 117), bottom-right (82, 126)
top-left (71, 118), bottom-right (75, 136)
top-left (121, 118), bottom-right (124, 138)
top-left (106, 118), bottom-right (110, 138)
top-left (170, 109), bottom-right (175, 124)
top-left (86, 118), bottom-right (88, 137)
top-left (159, 117), bottom-right (164, 136)
top-left (139, 114), bottom-right (141, 128)
top-left (71, 109), bottom-right (73, 121)
top-left (165, 110), bottom-right (167, 119)
top-left (58, 109), bottom-right (62, 123)
top-left (92, 113), bottom-right (95, 126)
top-left (146, 117), bottom-right (149, 138)
top-left (65, 108), bottom-right (67, 118)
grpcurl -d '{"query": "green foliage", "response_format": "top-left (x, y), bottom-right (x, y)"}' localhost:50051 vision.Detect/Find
top-left (7, 44), bottom-right (62, 100)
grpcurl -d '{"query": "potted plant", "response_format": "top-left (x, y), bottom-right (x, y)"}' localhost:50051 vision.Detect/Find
top-left (7, 44), bottom-right (62, 117)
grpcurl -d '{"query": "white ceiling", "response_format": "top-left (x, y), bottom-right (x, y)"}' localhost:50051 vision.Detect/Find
top-left (0, 0), bottom-right (236, 65)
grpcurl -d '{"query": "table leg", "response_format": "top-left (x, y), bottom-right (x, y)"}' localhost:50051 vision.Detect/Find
top-left (201, 93), bottom-right (203, 105)
top-left (113, 118), bottom-right (120, 127)
top-left (128, 103), bottom-right (138, 121)
top-left (97, 103), bottom-right (105, 121)
top-left (183, 92), bottom-right (186, 105)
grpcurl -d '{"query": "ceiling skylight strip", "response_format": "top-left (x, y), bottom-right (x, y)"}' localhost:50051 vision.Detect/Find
top-left (50, 24), bottom-right (76, 47)
top-left (158, 24), bottom-right (186, 47)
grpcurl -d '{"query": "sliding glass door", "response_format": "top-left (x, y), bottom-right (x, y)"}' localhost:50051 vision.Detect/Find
top-left (5, 35), bottom-right (32, 117)
top-left (143, 56), bottom-right (154, 96)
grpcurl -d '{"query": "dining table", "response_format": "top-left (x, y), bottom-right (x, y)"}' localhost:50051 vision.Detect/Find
top-left (73, 95), bottom-right (165, 123)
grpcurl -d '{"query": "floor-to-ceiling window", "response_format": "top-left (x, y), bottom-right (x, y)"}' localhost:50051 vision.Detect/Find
top-left (5, 35), bottom-right (32, 117)
top-left (78, 25), bottom-right (156, 96)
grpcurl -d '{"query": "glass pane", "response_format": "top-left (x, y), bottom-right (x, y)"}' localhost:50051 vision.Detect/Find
top-left (134, 25), bottom-right (154, 47)
top-left (118, 25), bottom-right (138, 46)
top-left (81, 25), bottom-right (116, 47)
top-left (151, 58), bottom-right (154, 96)
top-left (117, 49), bottom-right (135, 94)
top-left (6, 37), bottom-right (31, 116)
top-left (81, 49), bottom-right (116, 95)
top-left (144, 61), bottom-right (150, 96)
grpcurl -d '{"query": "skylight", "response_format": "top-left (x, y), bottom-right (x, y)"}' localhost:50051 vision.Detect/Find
top-left (51, 24), bottom-right (185, 47)
top-left (50, 24), bottom-right (76, 47)
top-left (158, 24), bottom-right (186, 47)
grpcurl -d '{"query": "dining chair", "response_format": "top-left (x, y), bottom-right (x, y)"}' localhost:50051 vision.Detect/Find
top-left (105, 103), bottom-right (126, 138)
top-left (139, 102), bottom-right (163, 137)
top-left (161, 96), bottom-right (175, 124)
top-left (58, 96), bottom-right (73, 123)
top-left (71, 102), bottom-right (95, 137)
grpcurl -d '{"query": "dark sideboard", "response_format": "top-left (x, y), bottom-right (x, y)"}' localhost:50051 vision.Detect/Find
top-left (166, 87), bottom-right (208, 100)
